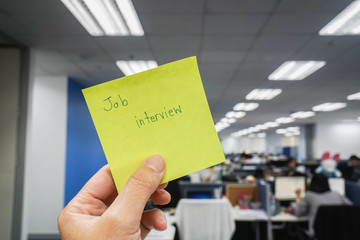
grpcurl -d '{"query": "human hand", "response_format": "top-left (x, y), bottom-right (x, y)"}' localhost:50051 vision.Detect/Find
top-left (58, 154), bottom-right (171, 240)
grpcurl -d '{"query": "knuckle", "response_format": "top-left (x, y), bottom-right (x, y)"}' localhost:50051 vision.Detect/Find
top-left (128, 170), bottom-right (158, 191)
top-left (57, 210), bottom-right (64, 225)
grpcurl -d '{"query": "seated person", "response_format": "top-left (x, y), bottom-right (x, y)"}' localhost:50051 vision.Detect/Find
top-left (282, 157), bottom-right (305, 176)
top-left (294, 173), bottom-right (352, 236)
top-left (338, 155), bottom-right (360, 181)
top-left (315, 152), bottom-right (342, 178)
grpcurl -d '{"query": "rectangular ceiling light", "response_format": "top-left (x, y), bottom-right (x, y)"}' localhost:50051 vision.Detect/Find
top-left (233, 102), bottom-right (259, 111)
top-left (257, 133), bottom-right (266, 138)
top-left (246, 89), bottom-right (282, 100)
top-left (312, 102), bottom-right (347, 112)
top-left (276, 129), bottom-right (287, 134)
top-left (264, 122), bottom-right (280, 128)
top-left (215, 122), bottom-right (230, 132)
top-left (225, 111), bottom-right (246, 119)
top-left (347, 92), bottom-right (360, 100)
top-left (255, 124), bottom-right (268, 130)
top-left (221, 117), bottom-right (236, 124)
top-left (290, 111), bottom-right (315, 119)
top-left (275, 117), bottom-right (295, 124)
top-left (268, 61), bottom-right (326, 80)
top-left (61, 0), bottom-right (144, 36)
top-left (319, 1), bottom-right (360, 35)
top-left (116, 60), bottom-right (158, 76)
top-left (276, 127), bottom-right (301, 135)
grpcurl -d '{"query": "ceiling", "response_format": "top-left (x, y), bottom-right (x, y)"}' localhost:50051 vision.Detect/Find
top-left (0, 0), bottom-right (359, 138)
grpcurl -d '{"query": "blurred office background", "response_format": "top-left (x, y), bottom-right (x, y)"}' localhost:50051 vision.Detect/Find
top-left (1, 0), bottom-right (360, 240)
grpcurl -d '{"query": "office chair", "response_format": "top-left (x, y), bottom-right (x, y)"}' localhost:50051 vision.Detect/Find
top-left (175, 198), bottom-right (235, 240)
top-left (313, 205), bottom-right (360, 240)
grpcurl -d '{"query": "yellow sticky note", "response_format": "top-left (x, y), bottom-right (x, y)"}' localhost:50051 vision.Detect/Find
top-left (82, 57), bottom-right (225, 191)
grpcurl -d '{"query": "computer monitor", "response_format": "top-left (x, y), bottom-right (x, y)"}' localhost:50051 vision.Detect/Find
top-left (275, 176), bottom-right (306, 200)
top-left (185, 189), bottom-right (213, 199)
top-left (329, 178), bottom-right (345, 196)
top-left (179, 182), bottom-right (225, 200)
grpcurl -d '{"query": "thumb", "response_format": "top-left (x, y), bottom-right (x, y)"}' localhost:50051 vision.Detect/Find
top-left (105, 154), bottom-right (166, 223)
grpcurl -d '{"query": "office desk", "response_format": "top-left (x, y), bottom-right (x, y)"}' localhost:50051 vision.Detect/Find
top-left (270, 212), bottom-right (308, 222)
top-left (270, 213), bottom-right (308, 240)
top-left (233, 207), bottom-right (268, 240)
top-left (233, 207), bottom-right (268, 221)
top-left (233, 208), bottom-right (308, 240)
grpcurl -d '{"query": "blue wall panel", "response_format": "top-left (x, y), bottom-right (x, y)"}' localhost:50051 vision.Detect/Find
top-left (64, 79), bottom-right (107, 206)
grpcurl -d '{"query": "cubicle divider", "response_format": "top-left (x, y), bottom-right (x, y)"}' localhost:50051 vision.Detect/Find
top-left (257, 180), bottom-right (271, 213)
top-left (345, 181), bottom-right (360, 205)
top-left (226, 184), bottom-right (258, 206)
top-left (178, 181), bottom-right (271, 210)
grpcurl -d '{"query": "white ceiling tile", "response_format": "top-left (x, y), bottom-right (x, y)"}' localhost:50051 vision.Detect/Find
top-left (11, 35), bottom-right (98, 50)
top-left (245, 51), bottom-right (293, 62)
top-left (60, 49), bottom-right (111, 63)
top-left (262, 14), bottom-right (336, 34)
top-left (202, 35), bottom-right (255, 51)
top-left (141, 14), bottom-right (202, 35)
top-left (252, 35), bottom-right (312, 50)
top-left (276, 0), bottom-right (354, 14)
top-left (134, 0), bottom-right (205, 14)
top-left (2, 0), bottom-right (69, 13)
top-left (200, 51), bottom-right (245, 63)
top-left (9, 12), bottom-right (88, 35)
top-left (206, 0), bottom-right (277, 13)
top-left (94, 37), bottom-right (149, 51)
top-left (34, 50), bottom-right (83, 76)
top-left (104, 50), bottom-right (154, 62)
top-left (149, 35), bottom-right (201, 50)
top-left (153, 50), bottom-right (198, 65)
top-left (204, 14), bottom-right (268, 35)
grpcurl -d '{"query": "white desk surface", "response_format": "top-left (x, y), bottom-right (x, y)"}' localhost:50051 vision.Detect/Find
top-left (233, 207), bottom-right (268, 221)
top-left (270, 213), bottom-right (308, 222)
top-left (233, 207), bottom-right (308, 222)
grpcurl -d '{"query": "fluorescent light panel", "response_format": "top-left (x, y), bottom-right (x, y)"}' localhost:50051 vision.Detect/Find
top-left (347, 92), bottom-right (360, 100)
top-left (257, 133), bottom-right (266, 138)
top-left (319, 0), bottom-right (360, 35)
top-left (291, 111), bottom-right (315, 119)
top-left (226, 111), bottom-right (246, 119)
top-left (215, 121), bottom-right (230, 132)
top-left (246, 89), bottom-right (282, 100)
top-left (61, 0), bottom-right (144, 36)
top-left (276, 129), bottom-right (287, 134)
top-left (312, 102), bottom-right (347, 112)
top-left (233, 102), bottom-right (259, 111)
top-left (221, 118), bottom-right (236, 123)
top-left (269, 61), bottom-right (326, 80)
top-left (116, 60), bottom-right (158, 76)
top-left (277, 127), bottom-right (301, 136)
top-left (264, 122), bottom-right (280, 128)
top-left (276, 117), bottom-right (295, 124)
top-left (255, 124), bottom-right (268, 130)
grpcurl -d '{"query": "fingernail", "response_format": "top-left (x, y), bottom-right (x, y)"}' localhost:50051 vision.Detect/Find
top-left (146, 154), bottom-right (165, 173)
top-left (160, 213), bottom-right (167, 226)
